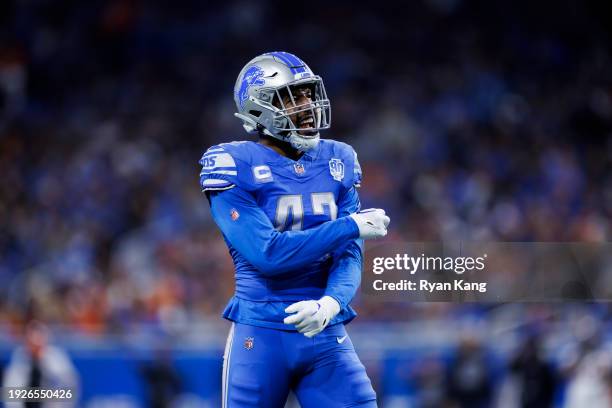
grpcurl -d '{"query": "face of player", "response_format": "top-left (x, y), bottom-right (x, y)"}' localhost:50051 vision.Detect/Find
top-left (275, 85), bottom-right (318, 137)
top-left (25, 324), bottom-right (48, 359)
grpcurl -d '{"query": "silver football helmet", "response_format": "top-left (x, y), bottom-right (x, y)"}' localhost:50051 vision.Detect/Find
top-left (233, 52), bottom-right (331, 151)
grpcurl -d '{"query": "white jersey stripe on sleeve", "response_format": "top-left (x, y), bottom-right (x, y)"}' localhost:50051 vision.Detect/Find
top-left (203, 185), bottom-right (235, 192)
top-left (207, 170), bottom-right (237, 176)
top-left (203, 178), bottom-right (233, 186)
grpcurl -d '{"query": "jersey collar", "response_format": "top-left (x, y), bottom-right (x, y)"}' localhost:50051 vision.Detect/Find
top-left (256, 139), bottom-right (321, 163)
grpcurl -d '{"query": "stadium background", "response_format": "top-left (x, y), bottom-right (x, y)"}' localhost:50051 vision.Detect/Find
top-left (0, 0), bottom-right (611, 406)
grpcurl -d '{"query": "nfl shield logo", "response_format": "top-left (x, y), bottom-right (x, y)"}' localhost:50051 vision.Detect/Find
top-left (294, 163), bottom-right (305, 175)
top-left (329, 158), bottom-right (345, 182)
top-left (230, 208), bottom-right (240, 221)
top-left (244, 337), bottom-right (254, 350)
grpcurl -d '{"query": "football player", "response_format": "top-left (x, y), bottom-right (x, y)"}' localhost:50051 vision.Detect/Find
top-left (199, 51), bottom-right (390, 407)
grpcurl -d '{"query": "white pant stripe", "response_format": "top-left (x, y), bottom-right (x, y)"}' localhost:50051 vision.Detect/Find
top-left (222, 323), bottom-right (235, 408)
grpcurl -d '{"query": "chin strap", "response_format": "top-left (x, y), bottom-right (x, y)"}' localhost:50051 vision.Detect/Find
top-left (289, 132), bottom-right (320, 152)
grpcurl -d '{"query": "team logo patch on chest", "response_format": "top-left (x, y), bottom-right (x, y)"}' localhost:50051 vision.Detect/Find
top-left (294, 163), bottom-right (305, 175)
top-left (244, 337), bottom-right (254, 350)
top-left (329, 158), bottom-right (345, 181)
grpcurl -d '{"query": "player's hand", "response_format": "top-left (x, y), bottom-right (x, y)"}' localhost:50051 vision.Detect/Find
top-left (283, 296), bottom-right (341, 338)
top-left (349, 209), bottom-right (390, 239)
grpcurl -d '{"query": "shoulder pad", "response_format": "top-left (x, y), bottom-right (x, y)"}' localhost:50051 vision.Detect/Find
top-left (199, 144), bottom-right (243, 192)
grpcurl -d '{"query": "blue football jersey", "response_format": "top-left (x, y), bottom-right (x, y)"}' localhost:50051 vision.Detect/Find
top-left (200, 139), bottom-right (364, 329)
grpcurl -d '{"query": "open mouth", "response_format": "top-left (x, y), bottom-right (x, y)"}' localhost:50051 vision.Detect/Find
top-left (298, 117), bottom-right (315, 129)
top-left (296, 117), bottom-right (317, 136)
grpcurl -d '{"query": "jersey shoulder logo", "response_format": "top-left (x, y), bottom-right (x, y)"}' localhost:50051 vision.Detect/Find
top-left (237, 66), bottom-right (265, 109)
top-left (329, 158), bottom-right (344, 182)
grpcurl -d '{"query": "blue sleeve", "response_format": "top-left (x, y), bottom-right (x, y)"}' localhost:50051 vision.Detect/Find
top-left (209, 186), bottom-right (360, 276)
top-left (324, 185), bottom-right (363, 309)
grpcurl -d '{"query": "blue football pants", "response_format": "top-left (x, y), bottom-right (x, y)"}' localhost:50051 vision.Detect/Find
top-left (222, 322), bottom-right (377, 407)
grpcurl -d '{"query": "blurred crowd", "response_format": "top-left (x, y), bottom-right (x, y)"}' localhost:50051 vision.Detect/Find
top-left (381, 312), bottom-right (612, 408)
top-left (0, 0), bottom-right (610, 349)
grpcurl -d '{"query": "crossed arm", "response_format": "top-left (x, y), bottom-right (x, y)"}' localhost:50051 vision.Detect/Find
top-left (209, 186), bottom-right (364, 307)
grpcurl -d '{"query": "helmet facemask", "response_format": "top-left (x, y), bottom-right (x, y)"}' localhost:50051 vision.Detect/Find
top-left (252, 77), bottom-right (331, 151)
top-left (272, 78), bottom-right (330, 135)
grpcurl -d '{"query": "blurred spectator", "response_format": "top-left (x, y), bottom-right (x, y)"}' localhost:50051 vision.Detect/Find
top-left (412, 356), bottom-right (451, 408)
top-left (140, 347), bottom-right (182, 408)
top-left (508, 334), bottom-right (557, 408)
top-left (561, 321), bottom-right (612, 408)
top-left (446, 336), bottom-right (493, 408)
top-left (2, 321), bottom-right (79, 408)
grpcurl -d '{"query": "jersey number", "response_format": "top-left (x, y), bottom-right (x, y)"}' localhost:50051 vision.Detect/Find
top-left (200, 156), bottom-right (216, 167)
top-left (274, 193), bottom-right (337, 231)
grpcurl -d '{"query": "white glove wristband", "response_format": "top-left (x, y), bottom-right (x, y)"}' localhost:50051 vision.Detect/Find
top-left (349, 208), bottom-right (390, 239)
top-left (318, 296), bottom-right (341, 320)
top-left (283, 296), bottom-right (341, 338)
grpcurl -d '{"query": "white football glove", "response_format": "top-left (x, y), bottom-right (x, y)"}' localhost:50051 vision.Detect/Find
top-left (283, 296), bottom-right (341, 338)
top-left (349, 209), bottom-right (390, 239)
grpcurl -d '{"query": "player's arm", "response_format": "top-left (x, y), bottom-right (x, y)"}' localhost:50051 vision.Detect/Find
top-left (284, 147), bottom-right (383, 337)
top-left (324, 185), bottom-right (364, 309)
top-left (209, 186), bottom-right (383, 276)
top-left (284, 186), bottom-right (365, 337)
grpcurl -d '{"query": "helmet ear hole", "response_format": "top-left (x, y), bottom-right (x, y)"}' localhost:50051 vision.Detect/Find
top-left (249, 110), bottom-right (262, 117)
top-left (258, 90), bottom-right (274, 103)
top-left (273, 116), bottom-right (289, 129)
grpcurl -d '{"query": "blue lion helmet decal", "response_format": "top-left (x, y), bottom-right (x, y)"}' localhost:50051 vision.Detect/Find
top-left (237, 66), bottom-right (265, 109)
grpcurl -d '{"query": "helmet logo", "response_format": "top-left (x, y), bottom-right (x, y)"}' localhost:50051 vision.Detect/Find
top-left (237, 66), bottom-right (265, 109)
